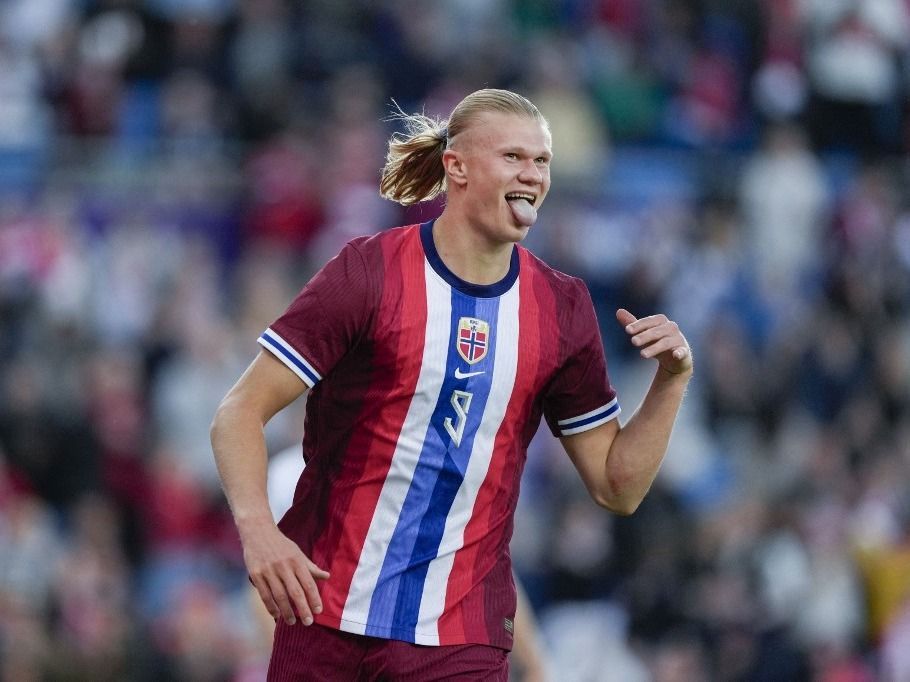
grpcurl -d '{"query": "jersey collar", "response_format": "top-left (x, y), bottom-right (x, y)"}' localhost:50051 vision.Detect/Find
top-left (419, 220), bottom-right (520, 298)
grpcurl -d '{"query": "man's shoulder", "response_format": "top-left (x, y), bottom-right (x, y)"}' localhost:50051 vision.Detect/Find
top-left (345, 224), bottom-right (420, 255)
top-left (518, 246), bottom-right (589, 298)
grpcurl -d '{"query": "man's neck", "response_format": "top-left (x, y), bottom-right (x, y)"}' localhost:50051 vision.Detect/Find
top-left (431, 214), bottom-right (514, 286)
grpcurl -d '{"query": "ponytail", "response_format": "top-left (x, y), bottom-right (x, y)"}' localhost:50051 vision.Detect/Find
top-left (379, 111), bottom-right (448, 206)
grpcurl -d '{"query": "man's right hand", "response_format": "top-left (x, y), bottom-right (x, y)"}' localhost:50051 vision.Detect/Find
top-left (241, 520), bottom-right (330, 626)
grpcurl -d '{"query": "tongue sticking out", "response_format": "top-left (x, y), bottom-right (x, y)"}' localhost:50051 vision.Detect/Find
top-left (507, 198), bottom-right (538, 227)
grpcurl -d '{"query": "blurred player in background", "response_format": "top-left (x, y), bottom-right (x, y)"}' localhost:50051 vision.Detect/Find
top-left (211, 88), bottom-right (692, 680)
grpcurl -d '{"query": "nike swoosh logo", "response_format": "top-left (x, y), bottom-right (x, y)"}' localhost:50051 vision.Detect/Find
top-left (454, 368), bottom-right (485, 380)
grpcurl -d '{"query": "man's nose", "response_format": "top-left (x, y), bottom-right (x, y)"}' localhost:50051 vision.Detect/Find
top-left (518, 161), bottom-right (542, 183)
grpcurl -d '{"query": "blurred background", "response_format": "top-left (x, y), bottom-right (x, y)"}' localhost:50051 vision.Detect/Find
top-left (1, 0), bottom-right (910, 680)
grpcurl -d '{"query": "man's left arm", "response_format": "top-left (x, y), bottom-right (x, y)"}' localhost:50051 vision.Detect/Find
top-left (562, 308), bottom-right (693, 515)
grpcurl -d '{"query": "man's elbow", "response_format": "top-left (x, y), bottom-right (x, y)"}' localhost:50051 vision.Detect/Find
top-left (592, 472), bottom-right (645, 515)
top-left (209, 401), bottom-right (228, 446)
top-left (584, 469), bottom-right (645, 515)
top-left (592, 491), bottom-right (641, 516)
top-left (210, 396), bottom-right (242, 445)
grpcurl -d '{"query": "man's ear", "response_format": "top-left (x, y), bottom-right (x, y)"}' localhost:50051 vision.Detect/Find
top-left (442, 149), bottom-right (468, 188)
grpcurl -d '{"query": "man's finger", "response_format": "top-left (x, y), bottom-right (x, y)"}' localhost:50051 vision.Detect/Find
top-left (616, 308), bottom-right (637, 328)
top-left (280, 565), bottom-right (315, 626)
top-left (625, 314), bottom-right (669, 335)
top-left (294, 563), bottom-right (324, 616)
top-left (639, 336), bottom-right (678, 359)
top-left (251, 575), bottom-right (281, 621)
top-left (307, 559), bottom-right (331, 581)
top-left (630, 322), bottom-right (678, 348)
top-left (266, 571), bottom-right (297, 625)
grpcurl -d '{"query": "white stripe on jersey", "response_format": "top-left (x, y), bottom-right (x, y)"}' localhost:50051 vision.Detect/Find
top-left (414, 279), bottom-right (521, 644)
top-left (340, 261), bottom-right (451, 632)
top-left (558, 397), bottom-right (621, 435)
top-left (258, 328), bottom-right (322, 387)
top-left (557, 400), bottom-right (615, 426)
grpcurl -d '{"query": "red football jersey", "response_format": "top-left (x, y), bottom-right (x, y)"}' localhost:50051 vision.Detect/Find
top-left (258, 221), bottom-right (619, 648)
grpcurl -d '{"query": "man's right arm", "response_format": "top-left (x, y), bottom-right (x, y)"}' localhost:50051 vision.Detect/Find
top-left (210, 350), bottom-right (329, 627)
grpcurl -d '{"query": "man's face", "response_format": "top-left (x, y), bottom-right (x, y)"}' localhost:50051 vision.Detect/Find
top-left (452, 112), bottom-right (552, 245)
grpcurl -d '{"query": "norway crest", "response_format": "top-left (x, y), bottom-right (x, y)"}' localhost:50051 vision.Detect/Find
top-left (456, 317), bottom-right (490, 365)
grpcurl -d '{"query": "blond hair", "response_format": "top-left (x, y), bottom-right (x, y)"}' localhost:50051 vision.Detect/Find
top-left (379, 89), bottom-right (547, 206)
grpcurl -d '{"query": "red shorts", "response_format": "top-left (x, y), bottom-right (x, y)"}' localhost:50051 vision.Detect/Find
top-left (268, 621), bottom-right (509, 681)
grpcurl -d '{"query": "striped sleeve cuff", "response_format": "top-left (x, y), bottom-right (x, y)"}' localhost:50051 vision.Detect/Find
top-left (557, 398), bottom-right (620, 436)
top-left (258, 328), bottom-right (322, 388)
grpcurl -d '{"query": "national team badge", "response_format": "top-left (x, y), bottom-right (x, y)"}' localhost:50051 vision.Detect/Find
top-left (456, 317), bottom-right (490, 365)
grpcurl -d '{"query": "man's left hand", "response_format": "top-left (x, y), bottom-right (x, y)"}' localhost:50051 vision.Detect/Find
top-left (617, 308), bottom-right (693, 376)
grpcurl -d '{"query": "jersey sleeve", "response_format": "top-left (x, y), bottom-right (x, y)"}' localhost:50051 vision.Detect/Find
top-left (258, 240), bottom-right (372, 388)
top-left (543, 281), bottom-right (620, 437)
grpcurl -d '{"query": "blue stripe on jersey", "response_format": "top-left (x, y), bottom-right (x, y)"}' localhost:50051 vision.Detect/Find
top-left (364, 291), bottom-right (500, 642)
top-left (259, 330), bottom-right (321, 385)
top-left (558, 399), bottom-right (620, 435)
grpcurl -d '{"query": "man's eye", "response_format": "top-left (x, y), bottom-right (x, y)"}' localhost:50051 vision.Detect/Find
top-left (505, 153), bottom-right (518, 160)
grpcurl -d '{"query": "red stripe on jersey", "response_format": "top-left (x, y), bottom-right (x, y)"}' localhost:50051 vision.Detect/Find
top-left (437, 248), bottom-right (550, 647)
top-left (316, 226), bottom-right (428, 628)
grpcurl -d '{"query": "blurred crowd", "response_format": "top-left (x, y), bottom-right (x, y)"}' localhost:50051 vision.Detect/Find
top-left (2, 0), bottom-right (910, 680)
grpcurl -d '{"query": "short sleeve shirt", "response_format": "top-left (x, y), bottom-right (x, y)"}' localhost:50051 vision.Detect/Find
top-left (259, 221), bottom-right (619, 649)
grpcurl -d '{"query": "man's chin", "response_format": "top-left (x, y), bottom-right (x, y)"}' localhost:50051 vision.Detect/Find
top-left (510, 221), bottom-right (532, 241)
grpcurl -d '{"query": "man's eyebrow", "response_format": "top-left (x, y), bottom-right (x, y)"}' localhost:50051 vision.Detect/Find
top-left (496, 145), bottom-right (552, 158)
